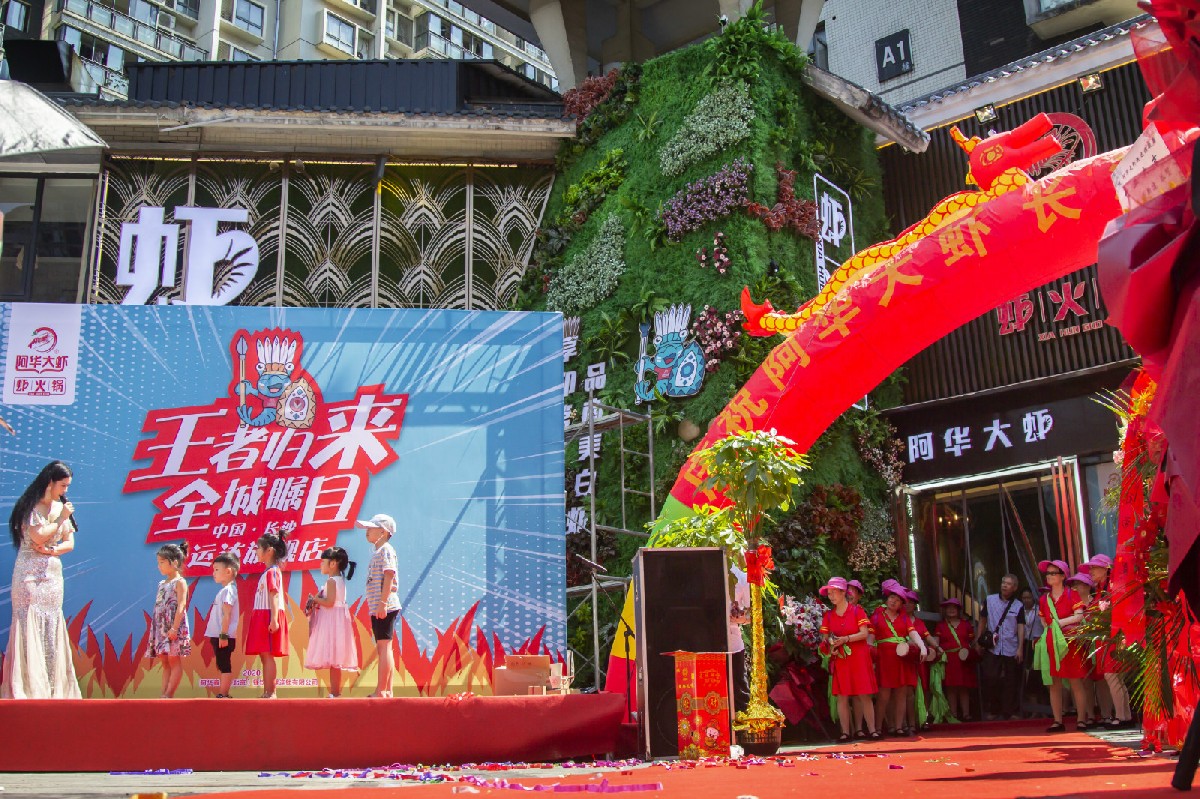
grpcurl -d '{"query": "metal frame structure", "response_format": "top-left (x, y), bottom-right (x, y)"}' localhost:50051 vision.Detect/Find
top-left (564, 390), bottom-right (655, 690)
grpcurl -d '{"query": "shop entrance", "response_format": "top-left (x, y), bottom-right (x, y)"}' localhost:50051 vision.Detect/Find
top-left (908, 461), bottom-right (1089, 617)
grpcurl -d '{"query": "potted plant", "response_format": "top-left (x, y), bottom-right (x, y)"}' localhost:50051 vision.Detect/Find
top-left (653, 429), bottom-right (808, 755)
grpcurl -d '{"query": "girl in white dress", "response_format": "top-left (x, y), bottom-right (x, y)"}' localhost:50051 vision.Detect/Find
top-left (304, 547), bottom-right (359, 697)
top-left (3, 461), bottom-right (81, 699)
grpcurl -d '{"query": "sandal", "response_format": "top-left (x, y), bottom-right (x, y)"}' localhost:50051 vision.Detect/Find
top-left (868, 731), bottom-right (883, 740)
top-left (1046, 722), bottom-right (1066, 733)
top-left (854, 731), bottom-right (867, 740)
top-left (836, 733), bottom-right (852, 744)
top-left (1076, 721), bottom-right (1092, 731)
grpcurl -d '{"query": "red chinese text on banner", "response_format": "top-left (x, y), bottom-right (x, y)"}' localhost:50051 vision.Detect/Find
top-left (124, 328), bottom-right (408, 575)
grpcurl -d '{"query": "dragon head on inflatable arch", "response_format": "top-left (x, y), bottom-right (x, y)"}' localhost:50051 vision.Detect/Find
top-left (742, 113), bottom-right (1064, 337)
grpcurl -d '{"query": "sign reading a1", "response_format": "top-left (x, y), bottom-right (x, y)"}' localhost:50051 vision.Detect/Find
top-left (875, 30), bottom-right (913, 83)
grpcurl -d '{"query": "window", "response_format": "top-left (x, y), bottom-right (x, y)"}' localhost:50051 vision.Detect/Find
top-left (323, 11), bottom-right (356, 54)
top-left (234, 0), bottom-right (265, 36)
top-left (5, 0), bottom-right (31, 32)
top-left (229, 45), bottom-right (259, 61)
top-left (1, 177), bottom-right (96, 303)
top-left (175, 0), bottom-right (200, 19)
top-left (58, 24), bottom-right (123, 69)
top-left (808, 22), bottom-right (828, 71)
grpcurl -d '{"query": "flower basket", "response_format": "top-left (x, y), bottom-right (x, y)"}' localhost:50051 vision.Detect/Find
top-left (735, 724), bottom-right (782, 756)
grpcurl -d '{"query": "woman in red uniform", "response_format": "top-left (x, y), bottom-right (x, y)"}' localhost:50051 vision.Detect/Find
top-left (1037, 559), bottom-right (1092, 733)
top-left (935, 598), bottom-right (977, 721)
top-left (872, 579), bottom-right (928, 735)
top-left (820, 576), bottom-right (880, 742)
top-left (1083, 554), bottom-right (1132, 728)
top-left (904, 588), bottom-right (942, 731)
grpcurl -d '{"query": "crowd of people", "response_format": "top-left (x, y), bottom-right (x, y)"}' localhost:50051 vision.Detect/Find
top-left (814, 558), bottom-right (1133, 742)
top-left (3, 460), bottom-right (405, 700)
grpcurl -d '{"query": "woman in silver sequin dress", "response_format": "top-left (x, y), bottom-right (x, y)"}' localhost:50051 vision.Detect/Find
top-left (3, 461), bottom-right (81, 699)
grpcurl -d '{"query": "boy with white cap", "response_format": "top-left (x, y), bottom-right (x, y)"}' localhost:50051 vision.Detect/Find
top-left (359, 513), bottom-right (401, 698)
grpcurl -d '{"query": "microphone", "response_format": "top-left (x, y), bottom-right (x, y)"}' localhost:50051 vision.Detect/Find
top-left (574, 553), bottom-right (607, 573)
top-left (63, 495), bottom-right (78, 532)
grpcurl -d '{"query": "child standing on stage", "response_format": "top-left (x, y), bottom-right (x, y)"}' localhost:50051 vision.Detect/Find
top-left (150, 542), bottom-right (192, 698)
top-left (360, 513), bottom-right (401, 698)
top-left (305, 547), bottom-right (360, 697)
top-left (245, 532), bottom-right (289, 699)
top-left (205, 551), bottom-right (240, 698)
top-left (819, 577), bottom-right (880, 742)
top-left (935, 598), bottom-right (977, 721)
top-left (873, 580), bottom-right (927, 736)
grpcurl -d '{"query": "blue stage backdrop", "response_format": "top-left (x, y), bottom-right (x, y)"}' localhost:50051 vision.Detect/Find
top-left (0, 304), bottom-right (564, 697)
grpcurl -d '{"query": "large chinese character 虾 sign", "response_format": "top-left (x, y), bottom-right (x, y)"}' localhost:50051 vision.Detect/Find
top-left (124, 328), bottom-right (408, 574)
top-left (0, 304), bottom-right (565, 697)
top-left (116, 205), bottom-right (259, 305)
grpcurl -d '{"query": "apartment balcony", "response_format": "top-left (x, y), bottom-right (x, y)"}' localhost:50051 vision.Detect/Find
top-left (1024, 0), bottom-right (1141, 38)
top-left (413, 30), bottom-right (479, 60)
top-left (61, 0), bottom-right (208, 60)
top-left (78, 55), bottom-right (130, 97)
top-left (326, 0), bottom-right (377, 25)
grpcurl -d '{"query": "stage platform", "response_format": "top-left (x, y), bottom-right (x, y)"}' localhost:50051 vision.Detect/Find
top-left (0, 692), bottom-right (626, 772)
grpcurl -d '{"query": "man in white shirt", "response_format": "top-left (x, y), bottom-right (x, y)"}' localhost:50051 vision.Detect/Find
top-left (728, 565), bottom-right (751, 712)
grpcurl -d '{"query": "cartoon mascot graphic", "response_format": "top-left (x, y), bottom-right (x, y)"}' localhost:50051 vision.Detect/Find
top-left (230, 329), bottom-right (319, 428)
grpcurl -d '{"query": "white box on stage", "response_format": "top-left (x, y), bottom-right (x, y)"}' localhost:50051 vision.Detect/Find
top-left (493, 654), bottom-right (552, 696)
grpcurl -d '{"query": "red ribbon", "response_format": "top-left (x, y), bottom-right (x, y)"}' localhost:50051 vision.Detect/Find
top-left (745, 545), bottom-right (775, 586)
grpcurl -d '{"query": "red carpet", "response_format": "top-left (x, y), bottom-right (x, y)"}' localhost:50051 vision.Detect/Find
top-left (177, 720), bottom-right (1179, 799)
top-left (0, 693), bottom-right (625, 771)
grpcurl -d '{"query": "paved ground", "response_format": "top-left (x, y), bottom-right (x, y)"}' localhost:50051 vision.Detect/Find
top-left (0, 725), bottom-right (1160, 798)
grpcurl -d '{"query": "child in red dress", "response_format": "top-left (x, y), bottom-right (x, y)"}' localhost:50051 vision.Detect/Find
top-left (872, 579), bottom-right (927, 736)
top-left (934, 598), bottom-right (977, 721)
top-left (1037, 559), bottom-right (1091, 732)
top-left (819, 577), bottom-right (880, 742)
top-left (245, 531), bottom-right (289, 698)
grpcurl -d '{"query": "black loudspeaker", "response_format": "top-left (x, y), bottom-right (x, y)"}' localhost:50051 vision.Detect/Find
top-left (632, 547), bottom-right (730, 759)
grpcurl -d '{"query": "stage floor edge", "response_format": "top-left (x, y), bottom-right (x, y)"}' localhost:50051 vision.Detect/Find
top-left (0, 692), bottom-right (626, 772)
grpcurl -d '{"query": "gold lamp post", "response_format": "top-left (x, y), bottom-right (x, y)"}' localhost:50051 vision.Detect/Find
top-left (654, 429), bottom-right (808, 751)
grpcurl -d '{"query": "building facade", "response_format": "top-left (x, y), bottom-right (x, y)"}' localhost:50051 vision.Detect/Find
top-left (871, 30), bottom-right (1152, 608)
top-left (814, 0), bottom-right (1142, 106)
top-left (0, 58), bottom-right (570, 309)
top-left (2, 0), bottom-right (556, 98)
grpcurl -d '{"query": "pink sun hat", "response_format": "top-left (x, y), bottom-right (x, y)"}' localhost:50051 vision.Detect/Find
top-left (940, 597), bottom-right (963, 609)
top-left (881, 579), bottom-right (906, 599)
top-left (904, 588), bottom-right (920, 602)
top-left (1082, 553), bottom-right (1113, 570)
top-left (819, 576), bottom-right (849, 597)
top-left (1038, 559), bottom-right (1070, 575)
top-left (1067, 572), bottom-right (1095, 589)
top-left (847, 580), bottom-right (865, 597)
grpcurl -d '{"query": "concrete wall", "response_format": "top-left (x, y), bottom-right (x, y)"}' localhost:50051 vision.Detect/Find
top-left (821, 0), bottom-right (966, 105)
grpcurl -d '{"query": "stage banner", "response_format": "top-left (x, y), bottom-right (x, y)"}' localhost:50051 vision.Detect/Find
top-left (0, 304), bottom-right (565, 697)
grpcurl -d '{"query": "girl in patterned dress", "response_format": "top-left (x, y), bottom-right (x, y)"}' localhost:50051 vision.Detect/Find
top-left (149, 542), bottom-right (191, 698)
top-left (245, 531), bottom-right (289, 698)
top-left (305, 547), bottom-right (360, 697)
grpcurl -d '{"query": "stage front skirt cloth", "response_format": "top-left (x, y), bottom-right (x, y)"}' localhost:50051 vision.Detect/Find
top-left (0, 693), bottom-right (626, 771)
